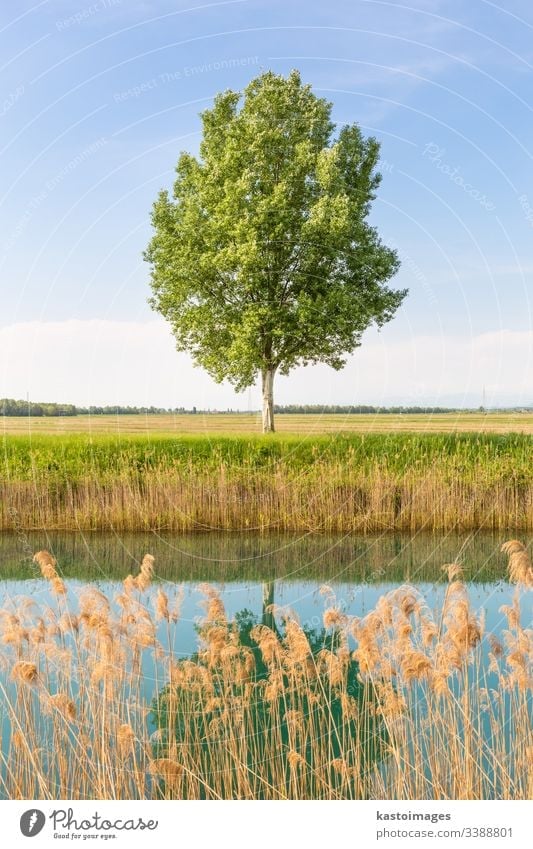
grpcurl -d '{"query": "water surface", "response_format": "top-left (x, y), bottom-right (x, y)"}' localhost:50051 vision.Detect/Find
top-left (0, 530), bottom-right (530, 799)
top-left (0, 529), bottom-right (528, 654)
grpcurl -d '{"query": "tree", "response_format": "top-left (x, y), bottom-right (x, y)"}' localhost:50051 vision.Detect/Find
top-left (149, 589), bottom-right (388, 798)
top-left (145, 70), bottom-right (406, 432)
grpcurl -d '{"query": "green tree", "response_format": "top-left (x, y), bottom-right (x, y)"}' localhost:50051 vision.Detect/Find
top-left (149, 591), bottom-right (388, 799)
top-left (145, 70), bottom-right (406, 432)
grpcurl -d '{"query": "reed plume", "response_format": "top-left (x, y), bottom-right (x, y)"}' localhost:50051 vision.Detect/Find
top-left (0, 544), bottom-right (530, 801)
top-left (501, 540), bottom-right (533, 587)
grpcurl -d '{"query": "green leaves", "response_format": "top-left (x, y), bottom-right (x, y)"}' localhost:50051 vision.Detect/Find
top-left (146, 69), bottom-right (406, 398)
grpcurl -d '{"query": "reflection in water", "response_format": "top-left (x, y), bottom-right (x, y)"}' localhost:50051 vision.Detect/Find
top-left (0, 530), bottom-right (522, 677)
top-left (0, 526), bottom-right (530, 800)
top-left (0, 577), bottom-right (522, 663)
top-left (0, 569), bottom-right (528, 799)
top-left (0, 529), bottom-right (522, 583)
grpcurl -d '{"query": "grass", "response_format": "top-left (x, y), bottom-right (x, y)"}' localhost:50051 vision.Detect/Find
top-left (2, 411), bottom-right (533, 436)
top-left (0, 542), bottom-right (531, 800)
top-left (1, 432), bottom-right (532, 532)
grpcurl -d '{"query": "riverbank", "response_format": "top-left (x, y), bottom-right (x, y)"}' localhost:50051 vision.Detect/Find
top-left (1, 433), bottom-right (531, 532)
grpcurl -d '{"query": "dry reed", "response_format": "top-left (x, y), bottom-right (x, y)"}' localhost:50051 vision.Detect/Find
top-left (1, 434), bottom-right (531, 532)
top-left (0, 543), bottom-right (530, 800)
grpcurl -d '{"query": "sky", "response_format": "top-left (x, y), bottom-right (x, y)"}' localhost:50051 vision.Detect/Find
top-left (0, 0), bottom-right (532, 409)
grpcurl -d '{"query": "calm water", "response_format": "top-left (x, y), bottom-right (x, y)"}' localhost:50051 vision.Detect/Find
top-left (0, 530), bottom-right (530, 798)
top-left (0, 528), bottom-right (524, 582)
top-left (0, 529), bottom-right (530, 656)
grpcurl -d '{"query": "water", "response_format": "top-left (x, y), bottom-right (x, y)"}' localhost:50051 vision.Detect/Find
top-left (0, 528), bottom-right (522, 583)
top-left (0, 530), bottom-right (530, 799)
top-left (0, 530), bottom-right (529, 647)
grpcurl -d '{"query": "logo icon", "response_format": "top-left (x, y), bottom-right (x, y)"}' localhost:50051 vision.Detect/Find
top-left (20, 810), bottom-right (46, 837)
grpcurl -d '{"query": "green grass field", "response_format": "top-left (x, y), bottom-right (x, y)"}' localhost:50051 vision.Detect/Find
top-left (2, 430), bottom-right (531, 474)
top-left (1, 431), bottom-right (531, 532)
top-left (1, 411), bottom-right (532, 435)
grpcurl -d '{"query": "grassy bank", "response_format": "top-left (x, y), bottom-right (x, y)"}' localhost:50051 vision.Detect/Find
top-left (1, 543), bottom-right (531, 799)
top-left (1, 432), bottom-right (532, 532)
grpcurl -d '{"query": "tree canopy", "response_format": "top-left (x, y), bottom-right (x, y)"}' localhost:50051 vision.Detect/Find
top-left (145, 70), bottom-right (406, 431)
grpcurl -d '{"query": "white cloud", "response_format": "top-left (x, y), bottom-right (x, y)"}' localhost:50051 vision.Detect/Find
top-left (0, 319), bottom-right (531, 408)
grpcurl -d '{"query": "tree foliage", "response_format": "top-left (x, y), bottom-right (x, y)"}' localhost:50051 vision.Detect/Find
top-left (149, 602), bottom-right (387, 798)
top-left (145, 70), bottom-right (406, 429)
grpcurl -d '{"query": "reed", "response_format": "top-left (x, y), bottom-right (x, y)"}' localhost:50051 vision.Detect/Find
top-left (0, 542), bottom-right (530, 799)
top-left (1, 433), bottom-right (531, 531)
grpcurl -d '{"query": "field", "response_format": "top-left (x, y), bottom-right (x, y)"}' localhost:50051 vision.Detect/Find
top-left (1, 543), bottom-right (531, 800)
top-left (1, 431), bottom-right (531, 532)
top-left (2, 411), bottom-right (533, 435)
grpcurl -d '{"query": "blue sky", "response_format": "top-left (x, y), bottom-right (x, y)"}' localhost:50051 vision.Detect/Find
top-left (1, 0), bottom-right (532, 408)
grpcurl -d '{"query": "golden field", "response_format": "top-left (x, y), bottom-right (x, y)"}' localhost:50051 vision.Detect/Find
top-left (2, 411), bottom-right (533, 436)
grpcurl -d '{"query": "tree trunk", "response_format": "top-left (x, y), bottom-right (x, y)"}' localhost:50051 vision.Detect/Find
top-left (261, 367), bottom-right (275, 433)
top-left (261, 581), bottom-right (279, 634)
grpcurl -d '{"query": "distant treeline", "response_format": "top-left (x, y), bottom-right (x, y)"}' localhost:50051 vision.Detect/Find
top-left (274, 404), bottom-right (462, 414)
top-left (1, 398), bottom-right (528, 417)
top-left (0, 399), bottom-right (196, 417)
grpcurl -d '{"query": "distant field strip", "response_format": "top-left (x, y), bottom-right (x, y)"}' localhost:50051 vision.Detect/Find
top-left (1, 412), bottom-right (532, 435)
top-left (1, 432), bottom-right (531, 532)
